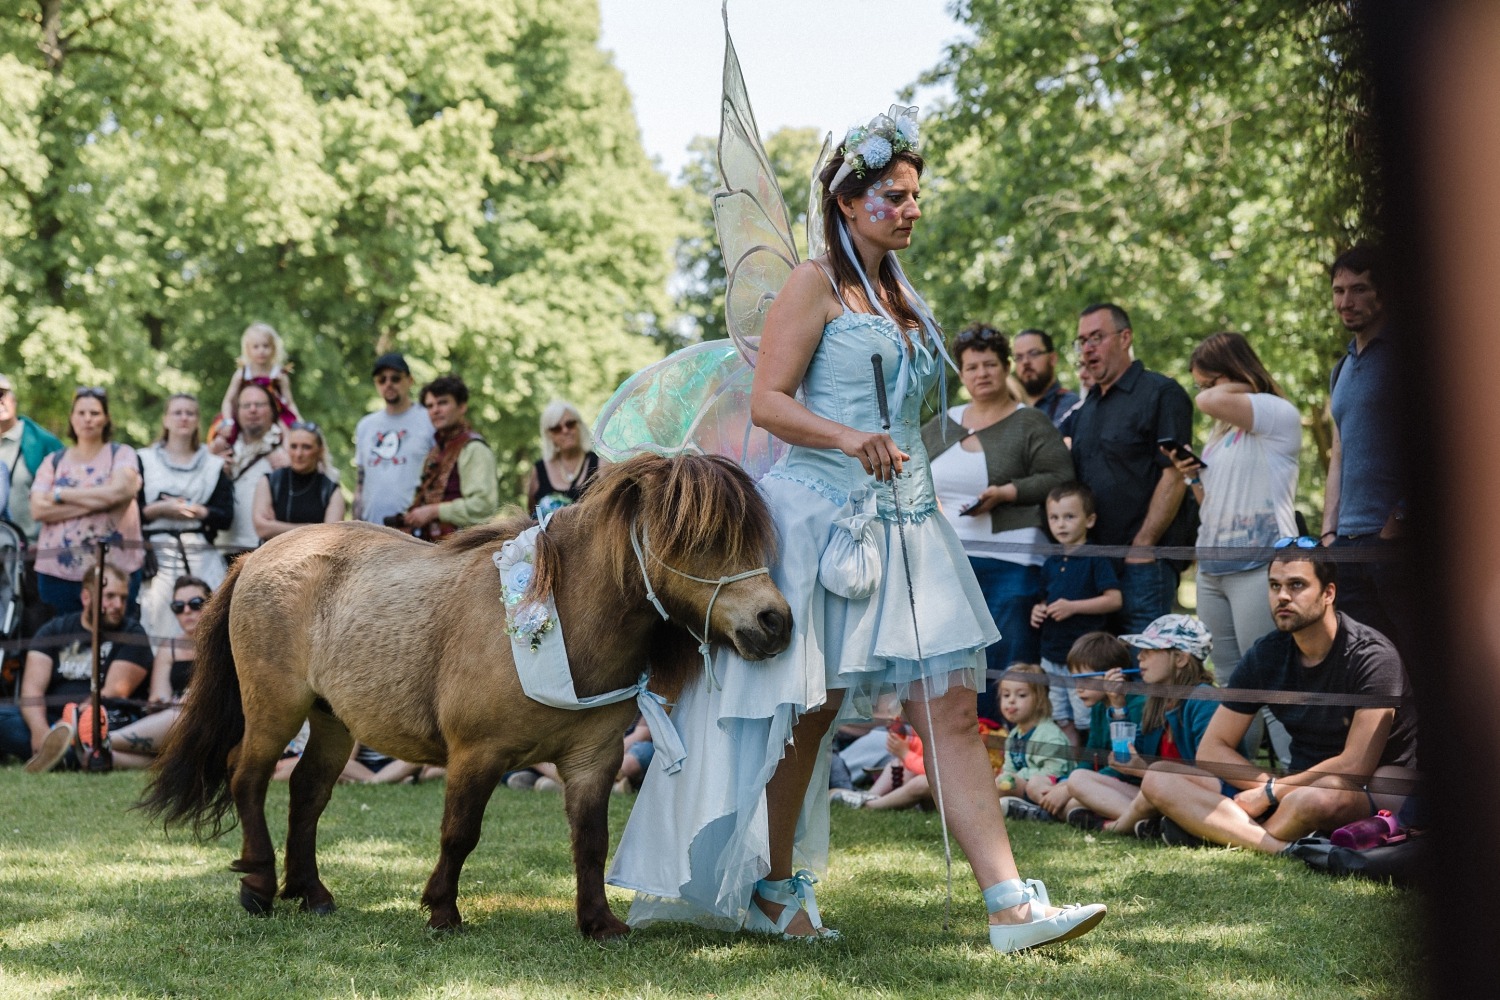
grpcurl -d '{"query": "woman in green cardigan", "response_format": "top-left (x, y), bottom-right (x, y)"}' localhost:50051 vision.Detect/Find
top-left (922, 324), bottom-right (1074, 722)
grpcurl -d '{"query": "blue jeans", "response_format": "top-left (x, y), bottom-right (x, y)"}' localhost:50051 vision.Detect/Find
top-left (968, 557), bottom-right (1041, 722)
top-left (1117, 560), bottom-right (1179, 637)
top-left (0, 704), bottom-right (33, 763)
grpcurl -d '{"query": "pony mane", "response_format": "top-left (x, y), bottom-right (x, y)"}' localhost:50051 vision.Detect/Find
top-left (588, 453), bottom-right (775, 596)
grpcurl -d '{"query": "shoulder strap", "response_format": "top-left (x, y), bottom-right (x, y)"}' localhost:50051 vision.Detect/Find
top-left (814, 263), bottom-right (848, 309)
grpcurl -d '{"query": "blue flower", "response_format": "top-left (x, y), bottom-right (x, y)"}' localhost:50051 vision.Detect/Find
top-left (858, 135), bottom-right (892, 170)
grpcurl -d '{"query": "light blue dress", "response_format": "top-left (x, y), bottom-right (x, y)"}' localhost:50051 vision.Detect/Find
top-left (606, 300), bottom-right (1000, 930)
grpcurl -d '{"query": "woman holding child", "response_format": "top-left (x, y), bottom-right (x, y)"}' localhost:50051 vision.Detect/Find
top-left (922, 323), bottom-right (1073, 722)
top-left (608, 106), bottom-right (1105, 952)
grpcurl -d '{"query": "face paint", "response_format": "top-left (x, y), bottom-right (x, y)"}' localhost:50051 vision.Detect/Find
top-left (863, 177), bottom-right (896, 222)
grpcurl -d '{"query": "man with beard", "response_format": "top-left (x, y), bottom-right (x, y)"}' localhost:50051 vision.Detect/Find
top-left (1139, 546), bottom-right (1418, 852)
top-left (1068, 302), bottom-right (1196, 634)
top-left (212, 382), bottom-right (288, 559)
top-left (401, 375), bottom-right (497, 540)
top-left (1012, 329), bottom-right (1079, 430)
top-left (1319, 245), bottom-right (1407, 650)
top-left (353, 352), bottom-right (434, 525)
top-left (1, 563), bottom-right (152, 771)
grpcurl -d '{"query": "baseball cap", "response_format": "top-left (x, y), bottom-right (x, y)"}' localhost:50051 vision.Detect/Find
top-left (1119, 614), bottom-right (1212, 661)
top-left (372, 352), bottom-right (411, 377)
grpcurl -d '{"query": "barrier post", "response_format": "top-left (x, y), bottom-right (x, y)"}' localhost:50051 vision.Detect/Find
top-left (86, 539), bottom-right (112, 772)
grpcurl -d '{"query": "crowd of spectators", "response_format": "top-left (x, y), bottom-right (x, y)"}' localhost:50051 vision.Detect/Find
top-left (1, 246), bottom-right (1421, 854)
top-left (0, 337), bottom-right (603, 781)
top-left (830, 244), bottom-right (1421, 853)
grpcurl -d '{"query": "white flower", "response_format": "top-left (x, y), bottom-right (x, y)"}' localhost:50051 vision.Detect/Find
top-left (895, 114), bottom-right (919, 148)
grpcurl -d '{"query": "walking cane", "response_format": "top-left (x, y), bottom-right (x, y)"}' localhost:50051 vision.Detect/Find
top-left (871, 354), bottom-right (954, 928)
top-left (87, 540), bottom-right (113, 772)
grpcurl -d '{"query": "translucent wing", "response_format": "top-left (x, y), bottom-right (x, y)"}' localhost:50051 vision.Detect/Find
top-left (592, 340), bottom-right (789, 480)
top-left (806, 132), bottom-right (832, 260)
top-left (715, 5), bottom-right (799, 366)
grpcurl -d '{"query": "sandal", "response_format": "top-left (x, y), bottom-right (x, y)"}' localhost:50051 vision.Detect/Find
top-left (983, 878), bottom-right (1106, 954)
top-left (743, 869), bottom-right (840, 941)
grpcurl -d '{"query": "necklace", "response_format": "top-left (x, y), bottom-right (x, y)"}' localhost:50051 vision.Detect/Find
top-left (554, 456), bottom-right (583, 487)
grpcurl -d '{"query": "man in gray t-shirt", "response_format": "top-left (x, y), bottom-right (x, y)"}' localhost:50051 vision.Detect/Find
top-left (354, 352), bottom-right (435, 525)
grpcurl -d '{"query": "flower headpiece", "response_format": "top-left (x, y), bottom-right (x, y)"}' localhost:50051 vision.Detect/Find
top-left (829, 105), bottom-right (921, 192)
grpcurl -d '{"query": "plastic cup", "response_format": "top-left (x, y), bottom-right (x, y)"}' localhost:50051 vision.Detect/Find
top-left (1110, 721), bottom-right (1137, 763)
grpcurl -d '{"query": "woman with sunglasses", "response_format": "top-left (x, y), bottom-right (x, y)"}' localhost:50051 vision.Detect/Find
top-left (30, 387), bottom-right (146, 615)
top-left (1167, 332), bottom-right (1301, 678)
top-left (524, 399), bottom-right (608, 519)
top-left (251, 422), bottom-right (344, 541)
top-left (111, 576), bottom-right (211, 769)
top-left (921, 323), bottom-right (1073, 728)
top-left (138, 394), bottom-right (233, 646)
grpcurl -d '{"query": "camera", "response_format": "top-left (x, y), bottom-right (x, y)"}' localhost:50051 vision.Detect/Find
top-left (383, 514), bottom-right (406, 528)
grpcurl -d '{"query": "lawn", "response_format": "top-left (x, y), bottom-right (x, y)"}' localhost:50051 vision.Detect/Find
top-left (0, 770), bottom-right (1418, 999)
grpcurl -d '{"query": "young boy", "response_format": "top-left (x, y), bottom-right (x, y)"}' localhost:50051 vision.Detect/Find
top-left (1028, 632), bottom-right (1146, 822)
top-left (1030, 483), bottom-right (1123, 747)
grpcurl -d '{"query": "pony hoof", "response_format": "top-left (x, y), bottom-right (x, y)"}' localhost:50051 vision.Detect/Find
top-left (301, 899), bottom-right (337, 915)
top-left (427, 912), bottom-right (464, 932)
top-left (581, 914), bottom-right (631, 941)
top-left (239, 885), bottom-right (274, 916)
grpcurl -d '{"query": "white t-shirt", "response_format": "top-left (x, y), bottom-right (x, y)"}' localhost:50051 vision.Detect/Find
top-left (354, 403), bottom-right (436, 523)
top-left (1197, 393), bottom-right (1302, 575)
top-left (930, 409), bottom-right (1046, 567)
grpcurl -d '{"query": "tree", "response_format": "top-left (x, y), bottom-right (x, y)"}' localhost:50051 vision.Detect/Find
top-left (917, 0), bottom-right (1372, 511)
top-left (0, 0), bottom-right (680, 501)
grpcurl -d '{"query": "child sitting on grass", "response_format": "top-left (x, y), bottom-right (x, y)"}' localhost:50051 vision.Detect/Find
top-left (1029, 632), bottom-right (1145, 821)
top-left (995, 663), bottom-right (1073, 821)
top-left (1064, 615), bottom-right (1219, 837)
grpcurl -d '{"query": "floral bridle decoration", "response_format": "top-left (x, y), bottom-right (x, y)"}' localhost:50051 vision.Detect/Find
top-left (829, 105), bottom-right (921, 193)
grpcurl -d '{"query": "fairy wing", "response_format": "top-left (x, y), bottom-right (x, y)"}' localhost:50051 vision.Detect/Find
top-left (714, 7), bottom-right (800, 366)
top-left (805, 132), bottom-right (832, 260)
top-left (591, 340), bottom-right (789, 480)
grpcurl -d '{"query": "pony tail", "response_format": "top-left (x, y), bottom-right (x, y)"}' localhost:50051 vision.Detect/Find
top-left (136, 559), bottom-right (247, 840)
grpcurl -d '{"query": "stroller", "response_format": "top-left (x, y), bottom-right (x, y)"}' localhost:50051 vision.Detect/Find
top-left (0, 517), bottom-right (26, 698)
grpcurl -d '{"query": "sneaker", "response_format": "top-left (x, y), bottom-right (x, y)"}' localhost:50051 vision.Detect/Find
top-left (1132, 817), bottom-right (1162, 841)
top-left (1000, 796), bottom-right (1055, 822)
top-left (1066, 807), bottom-right (1105, 831)
top-left (1160, 816), bottom-right (1207, 848)
top-left (533, 776), bottom-right (563, 792)
top-left (830, 788), bottom-right (878, 808)
top-left (24, 723), bottom-right (75, 774)
top-left (504, 769), bottom-right (539, 791)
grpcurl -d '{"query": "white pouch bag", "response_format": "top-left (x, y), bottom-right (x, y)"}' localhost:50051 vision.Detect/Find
top-left (818, 485), bottom-right (884, 599)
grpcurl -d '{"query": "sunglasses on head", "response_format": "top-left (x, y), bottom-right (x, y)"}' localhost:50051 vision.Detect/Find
top-left (290, 420), bottom-right (321, 434)
top-left (74, 386), bottom-right (107, 401)
top-left (547, 418), bottom-right (580, 434)
top-left (954, 327), bottom-right (1006, 345)
top-left (1273, 535), bottom-right (1321, 550)
top-left (171, 596), bottom-right (208, 613)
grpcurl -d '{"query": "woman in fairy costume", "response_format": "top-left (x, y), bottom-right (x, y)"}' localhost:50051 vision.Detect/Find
top-left (608, 104), bottom-right (1106, 953)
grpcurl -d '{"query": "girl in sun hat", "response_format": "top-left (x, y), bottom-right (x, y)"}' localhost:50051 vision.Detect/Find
top-left (1063, 614), bottom-right (1219, 837)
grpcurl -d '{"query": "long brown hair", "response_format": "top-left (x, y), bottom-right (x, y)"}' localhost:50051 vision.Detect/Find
top-left (1141, 651), bottom-right (1214, 733)
top-left (1189, 332), bottom-right (1284, 398)
top-left (818, 149), bottom-right (926, 332)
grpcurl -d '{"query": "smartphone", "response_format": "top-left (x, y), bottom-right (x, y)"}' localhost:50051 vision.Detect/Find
top-left (1157, 437), bottom-right (1207, 470)
top-left (958, 498), bottom-right (982, 516)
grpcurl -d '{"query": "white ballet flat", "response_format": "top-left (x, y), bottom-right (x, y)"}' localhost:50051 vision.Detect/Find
top-left (982, 878), bottom-right (1106, 953)
top-left (743, 869), bottom-right (840, 941)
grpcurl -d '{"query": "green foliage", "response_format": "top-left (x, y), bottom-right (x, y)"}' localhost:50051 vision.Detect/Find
top-left (915, 0), bottom-right (1372, 513)
top-left (0, 0), bottom-right (679, 500)
top-left (0, 768), bottom-right (1420, 998)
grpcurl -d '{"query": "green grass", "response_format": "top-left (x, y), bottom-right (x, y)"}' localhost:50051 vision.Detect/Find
top-left (0, 770), bottom-right (1418, 999)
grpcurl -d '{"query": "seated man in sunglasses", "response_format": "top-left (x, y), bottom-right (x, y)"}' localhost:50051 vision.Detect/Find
top-left (398, 375), bottom-right (498, 541)
top-left (1138, 542), bottom-right (1419, 852)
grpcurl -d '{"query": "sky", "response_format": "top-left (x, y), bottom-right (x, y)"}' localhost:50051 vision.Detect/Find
top-left (597, 1), bottom-right (970, 181)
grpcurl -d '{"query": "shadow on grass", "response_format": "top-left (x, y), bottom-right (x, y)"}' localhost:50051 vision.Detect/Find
top-left (0, 770), bottom-right (1420, 1000)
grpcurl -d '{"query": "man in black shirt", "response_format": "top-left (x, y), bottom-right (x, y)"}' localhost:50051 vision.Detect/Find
top-left (1068, 303), bottom-right (1195, 635)
top-left (1140, 547), bottom-right (1418, 852)
top-left (10, 563), bottom-right (152, 771)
